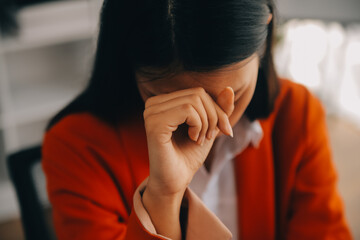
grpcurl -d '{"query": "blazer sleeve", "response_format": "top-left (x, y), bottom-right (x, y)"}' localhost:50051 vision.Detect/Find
top-left (42, 130), bottom-right (231, 240)
top-left (42, 131), bottom-right (168, 240)
top-left (286, 92), bottom-right (352, 239)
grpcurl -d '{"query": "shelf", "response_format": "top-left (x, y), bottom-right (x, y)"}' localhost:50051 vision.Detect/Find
top-left (0, 0), bottom-right (99, 53)
top-left (1, 80), bottom-right (86, 129)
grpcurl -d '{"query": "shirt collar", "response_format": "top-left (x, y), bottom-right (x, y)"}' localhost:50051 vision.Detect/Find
top-left (204, 116), bottom-right (264, 175)
top-left (189, 116), bottom-right (264, 196)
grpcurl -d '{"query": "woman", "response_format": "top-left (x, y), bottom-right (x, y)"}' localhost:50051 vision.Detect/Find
top-left (42, 0), bottom-right (352, 239)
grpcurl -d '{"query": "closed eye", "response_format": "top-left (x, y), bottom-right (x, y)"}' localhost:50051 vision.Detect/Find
top-left (234, 89), bottom-right (243, 102)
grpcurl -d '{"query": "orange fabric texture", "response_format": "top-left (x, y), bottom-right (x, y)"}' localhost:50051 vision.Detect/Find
top-left (42, 79), bottom-right (352, 239)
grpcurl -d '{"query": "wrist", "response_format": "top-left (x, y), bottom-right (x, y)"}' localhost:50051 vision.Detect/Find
top-left (146, 177), bottom-right (187, 199)
top-left (142, 185), bottom-right (184, 240)
top-left (143, 183), bottom-right (185, 208)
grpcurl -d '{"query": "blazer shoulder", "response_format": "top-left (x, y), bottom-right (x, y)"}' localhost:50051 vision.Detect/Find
top-left (43, 112), bottom-right (122, 152)
top-left (268, 78), bottom-right (327, 151)
top-left (272, 78), bottom-right (325, 124)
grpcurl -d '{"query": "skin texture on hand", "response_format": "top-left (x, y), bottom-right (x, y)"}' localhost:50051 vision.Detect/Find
top-left (142, 86), bottom-right (235, 240)
top-left (144, 87), bottom-right (234, 195)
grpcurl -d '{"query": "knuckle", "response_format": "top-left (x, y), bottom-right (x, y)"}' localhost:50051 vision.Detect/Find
top-left (144, 114), bottom-right (158, 131)
top-left (143, 108), bottom-right (151, 120)
top-left (144, 119), bottom-right (153, 131)
top-left (144, 113), bottom-right (155, 124)
top-left (182, 103), bottom-right (193, 112)
top-left (144, 96), bottom-right (155, 108)
top-left (195, 124), bottom-right (202, 130)
top-left (202, 120), bottom-right (209, 131)
top-left (194, 87), bottom-right (206, 95)
top-left (190, 94), bottom-right (202, 105)
top-left (208, 115), bottom-right (217, 128)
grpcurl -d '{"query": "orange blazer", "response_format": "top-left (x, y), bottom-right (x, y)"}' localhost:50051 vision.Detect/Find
top-left (42, 79), bottom-right (352, 239)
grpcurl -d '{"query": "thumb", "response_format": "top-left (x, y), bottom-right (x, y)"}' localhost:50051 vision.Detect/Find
top-left (216, 86), bottom-right (235, 117)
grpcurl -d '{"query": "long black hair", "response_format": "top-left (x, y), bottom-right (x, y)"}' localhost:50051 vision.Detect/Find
top-left (46, 0), bottom-right (279, 131)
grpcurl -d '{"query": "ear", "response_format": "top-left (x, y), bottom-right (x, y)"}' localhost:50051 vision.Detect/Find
top-left (267, 13), bottom-right (273, 24)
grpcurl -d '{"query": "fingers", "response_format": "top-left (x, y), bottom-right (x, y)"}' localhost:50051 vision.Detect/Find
top-left (144, 87), bottom-right (234, 144)
top-left (145, 104), bottom-right (202, 144)
top-left (145, 87), bottom-right (207, 108)
top-left (210, 87), bottom-right (234, 138)
top-left (145, 93), bottom-right (214, 144)
top-left (216, 87), bottom-right (235, 117)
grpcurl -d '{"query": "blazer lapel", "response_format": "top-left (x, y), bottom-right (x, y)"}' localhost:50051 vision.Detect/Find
top-left (234, 121), bottom-right (275, 240)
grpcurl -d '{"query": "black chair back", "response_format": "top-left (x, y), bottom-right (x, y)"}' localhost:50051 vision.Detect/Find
top-left (7, 145), bottom-right (54, 240)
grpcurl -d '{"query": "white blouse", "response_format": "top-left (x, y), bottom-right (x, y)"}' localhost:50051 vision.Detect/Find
top-left (189, 117), bottom-right (263, 240)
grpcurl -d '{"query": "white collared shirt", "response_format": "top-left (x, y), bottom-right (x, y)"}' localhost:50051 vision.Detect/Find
top-left (189, 117), bottom-right (263, 240)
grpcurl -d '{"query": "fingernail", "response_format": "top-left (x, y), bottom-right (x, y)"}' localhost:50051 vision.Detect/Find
top-left (226, 121), bottom-right (233, 137)
top-left (197, 135), bottom-right (202, 145)
top-left (206, 131), bottom-right (212, 140)
top-left (226, 86), bottom-right (234, 93)
top-left (208, 129), bottom-right (217, 139)
top-left (192, 132), bottom-right (200, 142)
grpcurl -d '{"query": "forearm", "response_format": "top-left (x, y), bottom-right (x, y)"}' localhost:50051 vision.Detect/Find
top-left (142, 187), bottom-right (184, 240)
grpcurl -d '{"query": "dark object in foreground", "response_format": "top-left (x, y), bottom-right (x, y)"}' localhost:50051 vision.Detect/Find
top-left (7, 145), bottom-right (55, 240)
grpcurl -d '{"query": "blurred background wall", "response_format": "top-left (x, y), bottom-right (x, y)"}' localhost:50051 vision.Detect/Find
top-left (274, 1), bottom-right (360, 238)
top-left (277, 0), bottom-right (360, 23)
top-left (0, 0), bottom-right (359, 239)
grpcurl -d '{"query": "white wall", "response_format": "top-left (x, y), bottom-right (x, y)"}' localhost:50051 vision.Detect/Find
top-left (276, 0), bottom-right (360, 23)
